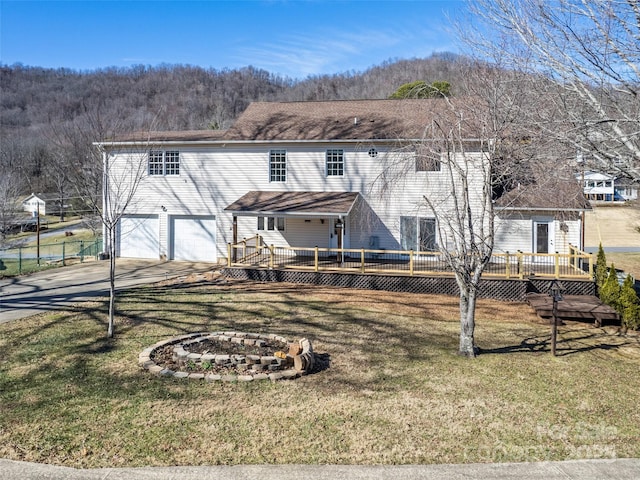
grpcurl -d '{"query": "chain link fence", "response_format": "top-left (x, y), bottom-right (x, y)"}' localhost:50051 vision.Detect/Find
top-left (0, 238), bottom-right (103, 277)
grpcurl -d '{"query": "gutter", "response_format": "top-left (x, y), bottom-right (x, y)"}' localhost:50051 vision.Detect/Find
top-left (93, 138), bottom-right (491, 148)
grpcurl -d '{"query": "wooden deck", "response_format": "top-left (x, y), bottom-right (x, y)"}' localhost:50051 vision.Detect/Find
top-left (526, 293), bottom-right (619, 327)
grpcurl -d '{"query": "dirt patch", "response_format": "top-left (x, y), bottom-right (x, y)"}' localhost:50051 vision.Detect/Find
top-left (585, 203), bottom-right (640, 248)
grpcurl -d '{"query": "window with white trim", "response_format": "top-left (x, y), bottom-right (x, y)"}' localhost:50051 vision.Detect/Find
top-left (400, 216), bottom-right (437, 251)
top-left (415, 146), bottom-right (441, 172)
top-left (148, 150), bottom-right (180, 176)
top-left (257, 216), bottom-right (285, 231)
top-left (326, 149), bottom-right (344, 176)
top-left (269, 149), bottom-right (287, 182)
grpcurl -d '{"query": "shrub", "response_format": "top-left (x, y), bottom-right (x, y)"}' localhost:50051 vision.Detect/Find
top-left (595, 243), bottom-right (608, 290)
top-left (619, 274), bottom-right (640, 331)
top-left (599, 263), bottom-right (621, 311)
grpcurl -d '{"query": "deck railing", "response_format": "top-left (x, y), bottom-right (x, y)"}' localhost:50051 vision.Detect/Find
top-left (227, 238), bottom-right (594, 280)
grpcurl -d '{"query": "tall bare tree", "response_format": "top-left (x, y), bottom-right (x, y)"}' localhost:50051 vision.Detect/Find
top-left (97, 142), bottom-right (149, 338)
top-left (52, 104), bottom-right (156, 338)
top-left (463, 0), bottom-right (640, 180)
top-left (0, 170), bottom-right (23, 246)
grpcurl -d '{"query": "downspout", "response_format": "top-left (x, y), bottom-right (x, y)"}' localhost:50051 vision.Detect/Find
top-left (102, 149), bottom-right (108, 256)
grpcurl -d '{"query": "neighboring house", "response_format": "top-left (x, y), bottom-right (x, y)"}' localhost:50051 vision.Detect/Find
top-left (96, 99), bottom-right (585, 263)
top-left (494, 179), bottom-right (591, 256)
top-left (578, 171), bottom-right (638, 202)
top-left (580, 171), bottom-right (615, 201)
top-left (21, 193), bottom-right (71, 220)
top-left (21, 193), bottom-right (48, 216)
top-left (614, 177), bottom-right (638, 201)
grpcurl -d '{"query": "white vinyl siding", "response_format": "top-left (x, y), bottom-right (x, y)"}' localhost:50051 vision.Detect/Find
top-left (494, 213), bottom-right (581, 255)
top-left (109, 143), bottom-right (501, 259)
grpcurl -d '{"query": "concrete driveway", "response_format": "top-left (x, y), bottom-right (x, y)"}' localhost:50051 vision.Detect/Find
top-left (0, 259), bottom-right (216, 324)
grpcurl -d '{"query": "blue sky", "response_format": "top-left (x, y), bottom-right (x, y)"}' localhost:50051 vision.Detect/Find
top-left (0, 0), bottom-right (464, 78)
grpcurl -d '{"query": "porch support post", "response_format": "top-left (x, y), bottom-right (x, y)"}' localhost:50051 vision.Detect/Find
top-left (337, 215), bottom-right (344, 265)
top-left (232, 215), bottom-right (238, 262)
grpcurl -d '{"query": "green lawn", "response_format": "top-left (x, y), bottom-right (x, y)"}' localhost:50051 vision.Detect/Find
top-left (1, 277), bottom-right (639, 468)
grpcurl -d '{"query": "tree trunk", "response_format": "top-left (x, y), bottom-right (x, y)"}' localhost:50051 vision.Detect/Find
top-left (459, 284), bottom-right (478, 357)
top-left (107, 227), bottom-right (116, 338)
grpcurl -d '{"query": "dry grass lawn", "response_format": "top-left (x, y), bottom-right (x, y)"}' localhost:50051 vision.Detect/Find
top-left (1, 275), bottom-right (639, 468)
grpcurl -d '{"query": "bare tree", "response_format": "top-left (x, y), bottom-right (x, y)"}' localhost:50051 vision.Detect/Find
top-left (463, 0), bottom-right (640, 180)
top-left (51, 103), bottom-right (156, 338)
top-left (374, 97), bottom-right (502, 357)
top-left (0, 170), bottom-right (23, 246)
top-left (97, 143), bottom-right (149, 338)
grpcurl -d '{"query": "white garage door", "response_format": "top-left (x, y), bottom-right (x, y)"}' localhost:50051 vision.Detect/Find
top-left (170, 215), bottom-right (216, 262)
top-left (119, 215), bottom-right (159, 259)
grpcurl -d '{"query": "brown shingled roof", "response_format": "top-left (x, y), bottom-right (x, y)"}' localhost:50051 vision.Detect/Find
top-left (110, 130), bottom-right (227, 143)
top-left (103, 98), bottom-right (487, 144)
top-left (224, 191), bottom-right (360, 216)
top-left (224, 98), bottom-right (484, 141)
top-left (495, 179), bottom-right (591, 211)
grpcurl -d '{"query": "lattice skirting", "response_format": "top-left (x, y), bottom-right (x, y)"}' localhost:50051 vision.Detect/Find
top-left (221, 268), bottom-right (596, 302)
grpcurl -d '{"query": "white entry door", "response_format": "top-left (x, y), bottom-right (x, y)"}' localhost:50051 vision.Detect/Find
top-left (170, 215), bottom-right (217, 262)
top-left (118, 215), bottom-right (159, 259)
top-left (533, 219), bottom-right (555, 254)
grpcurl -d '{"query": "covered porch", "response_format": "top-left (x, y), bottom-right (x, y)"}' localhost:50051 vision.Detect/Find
top-left (224, 191), bottom-right (360, 262)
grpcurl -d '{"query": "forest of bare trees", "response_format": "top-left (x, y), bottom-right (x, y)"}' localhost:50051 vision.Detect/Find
top-left (0, 54), bottom-right (466, 205)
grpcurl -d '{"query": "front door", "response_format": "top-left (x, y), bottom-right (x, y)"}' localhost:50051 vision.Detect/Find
top-left (533, 219), bottom-right (554, 254)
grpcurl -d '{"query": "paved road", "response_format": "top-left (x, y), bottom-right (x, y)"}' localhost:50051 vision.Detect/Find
top-left (0, 458), bottom-right (638, 480)
top-left (0, 259), bottom-right (215, 323)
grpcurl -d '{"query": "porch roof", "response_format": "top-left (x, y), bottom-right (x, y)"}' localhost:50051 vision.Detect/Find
top-left (224, 191), bottom-right (359, 217)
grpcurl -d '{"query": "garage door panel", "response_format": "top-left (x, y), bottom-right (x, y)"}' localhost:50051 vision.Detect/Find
top-left (119, 215), bottom-right (158, 259)
top-left (171, 216), bottom-right (216, 262)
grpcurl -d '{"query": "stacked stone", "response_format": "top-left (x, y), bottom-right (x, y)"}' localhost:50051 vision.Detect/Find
top-left (138, 331), bottom-right (315, 382)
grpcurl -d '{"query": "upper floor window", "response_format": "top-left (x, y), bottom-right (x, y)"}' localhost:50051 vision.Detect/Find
top-left (149, 150), bottom-right (180, 176)
top-left (415, 146), bottom-right (441, 172)
top-left (269, 149), bottom-right (287, 182)
top-left (326, 149), bottom-right (344, 176)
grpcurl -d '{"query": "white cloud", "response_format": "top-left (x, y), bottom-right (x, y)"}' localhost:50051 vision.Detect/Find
top-left (233, 20), bottom-right (457, 78)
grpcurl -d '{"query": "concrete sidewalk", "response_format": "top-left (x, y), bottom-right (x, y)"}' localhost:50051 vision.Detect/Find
top-left (1, 458), bottom-right (638, 479)
top-left (0, 259), bottom-right (215, 323)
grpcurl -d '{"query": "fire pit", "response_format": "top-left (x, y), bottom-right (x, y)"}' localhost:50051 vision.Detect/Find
top-left (139, 331), bottom-right (314, 382)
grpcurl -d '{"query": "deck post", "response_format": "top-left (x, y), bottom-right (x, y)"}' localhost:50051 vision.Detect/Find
top-left (589, 254), bottom-right (594, 277)
top-left (227, 244), bottom-right (232, 267)
top-left (241, 238), bottom-right (247, 262)
top-left (409, 250), bottom-right (414, 276)
top-left (314, 247), bottom-right (319, 272)
top-left (232, 216), bottom-right (238, 262)
top-left (554, 252), bottom-right (560, 278)
top-left (505, 252), bottom-right (510, 279)
top-left (269, 244), bottom-right (275, 269)
top-left (360, 248), bottom-right (365, 274)
top-left (517, 251), bottom-right (523, 279)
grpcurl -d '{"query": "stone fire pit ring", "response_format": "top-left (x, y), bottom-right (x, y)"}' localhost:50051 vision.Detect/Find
top-left (139, 331), bottom-right (314, 382)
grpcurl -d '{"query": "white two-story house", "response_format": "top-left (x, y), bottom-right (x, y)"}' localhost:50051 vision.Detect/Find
top-left (96, 98), bottom-right (588, 263)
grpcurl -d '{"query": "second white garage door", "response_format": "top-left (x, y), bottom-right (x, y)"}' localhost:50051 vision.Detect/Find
top-left (170, 215), bottom-right (217, 262)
